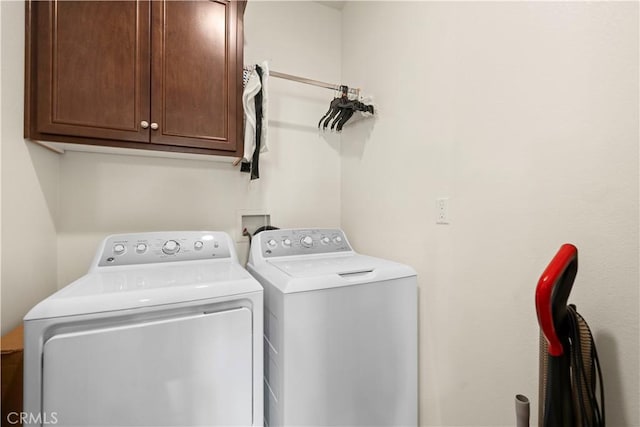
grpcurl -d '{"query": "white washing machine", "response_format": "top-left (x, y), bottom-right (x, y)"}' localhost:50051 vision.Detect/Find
top-left (23, 231), bottom-right (263, 427)
top-left (247, 228), bottom-right (418, 427)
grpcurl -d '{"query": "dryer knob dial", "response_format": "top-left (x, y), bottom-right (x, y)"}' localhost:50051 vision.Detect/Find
top-left (267, 239), bottom-right (278, 248)
top-left (135, 243), bottom-right (147, 253)
top-left (282, 238), bottom-right (292, 247)
top-left (333, 236), bottom-right (343, 244)
top-left (301, 236), bottom-right (313, 248)
top-left (321, 236), bottom-right (330, 245)
top-left (113, 244), bottom-right (126, 255)
top-left (162, 240), bottom-right (180, 255)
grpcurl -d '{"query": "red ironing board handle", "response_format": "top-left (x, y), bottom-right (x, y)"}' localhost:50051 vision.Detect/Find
top-left (535, 244), bottom-right (578, 357)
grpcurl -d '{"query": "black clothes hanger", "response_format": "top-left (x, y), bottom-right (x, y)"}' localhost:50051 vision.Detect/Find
top-left (322, 102), bottom-right (343, 130)
top-left (331, 105), bottom-right (355, 131)
top-left (318, 97), bottom-right (342, 129)
top-left (319, 85), bottom-right (375, 132)
top-left (320, 85), bottom-right (349, 130)
top-left (330, 99), bottom-right (374, 131)
top-left (356, 101), bottom-right (374, 115)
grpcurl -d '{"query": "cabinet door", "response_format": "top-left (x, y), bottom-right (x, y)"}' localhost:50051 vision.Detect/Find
top-left (32, 1), bottom-right (150, 143)
top-left (150, 0), bottom-right (241, 151)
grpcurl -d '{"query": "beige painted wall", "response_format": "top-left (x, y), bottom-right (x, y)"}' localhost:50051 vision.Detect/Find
top-left (0, 1), bottom-right (3, 331)
top-left (56, 1), bottom-right (343, 287)
top-left (0, 1), bottom-right (3, 328)
top-left (341, 2), bottom-right (639, 426)
top-left (1, 0), bottom-right (61, 335)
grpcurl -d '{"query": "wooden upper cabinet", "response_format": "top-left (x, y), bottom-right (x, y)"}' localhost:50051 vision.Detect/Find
top-left (152, 1), bottom-right (239, 150)
top-left (30, 1), bottom-right (150, 143)
top-left (25, 0), bottom-right (245, 157)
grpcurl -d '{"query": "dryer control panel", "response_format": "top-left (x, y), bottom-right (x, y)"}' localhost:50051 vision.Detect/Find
top-left (93, 231), bottom-right (234, 268)
top-left (255, 229), bottom-right (352, 258)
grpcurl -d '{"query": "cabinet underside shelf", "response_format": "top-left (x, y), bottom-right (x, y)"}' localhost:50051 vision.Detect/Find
top-left (29, 139), bottom-right (240, 163)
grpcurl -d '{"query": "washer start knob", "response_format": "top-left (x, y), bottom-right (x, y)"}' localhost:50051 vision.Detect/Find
top-left (162, 240), bottom-right (180, 255)
top-left (300, 236), bottom-right (313, 248)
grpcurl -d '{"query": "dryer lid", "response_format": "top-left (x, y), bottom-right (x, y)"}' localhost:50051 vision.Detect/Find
top-left (24, 260), bottom-right (262, 320)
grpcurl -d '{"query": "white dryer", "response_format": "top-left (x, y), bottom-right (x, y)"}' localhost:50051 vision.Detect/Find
top-left (247, 228), bottom-right (418, 427)
top-left (23, 231), bottom-right (262, 427)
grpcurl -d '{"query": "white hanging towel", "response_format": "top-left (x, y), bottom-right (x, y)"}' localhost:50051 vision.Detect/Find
top-left (242, 61), bottom-right (269, 163)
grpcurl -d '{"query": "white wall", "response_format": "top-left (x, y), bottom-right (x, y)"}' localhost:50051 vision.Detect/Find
top-left (0, 0), bottom-right (3, 334)
top-left (341, 2), bottom-right (639, 426)
top-left (0, 0), bottom-right (60, 335)
top-left (57, 1), bottom-right (343, 286)
top-left (1, 1), bottom-right (3, 331)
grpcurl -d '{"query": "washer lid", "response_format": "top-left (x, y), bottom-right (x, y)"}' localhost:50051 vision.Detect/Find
top-left (269, 254), bottom-right (378, 278)
top-left (265, 254), bottom-right (416, 293)
top-left (24, 260), bottom-right (262, 320)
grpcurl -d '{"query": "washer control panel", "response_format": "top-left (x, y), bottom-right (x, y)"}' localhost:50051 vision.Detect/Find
top-left (258, 229), bottom-right (351, 258)
top-left (96, 231), bottom-right (232, 267)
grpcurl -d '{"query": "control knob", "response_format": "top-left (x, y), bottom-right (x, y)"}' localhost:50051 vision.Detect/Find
top-left (267, 239), bottom-right (278, 249)
top-left (194, 241), bottom-right (204, 250)
top-left (321, 236), bottom-right (330, 245)
top-left (282, 238), bottom-right (292, 247)
top-left (135, 243), bottom-right (147, 253)
top-left (333, 236), bottom-right (343, 244)
top-left (300, 235), bottom-right (313, 248)
top-left (162, 240), bottom-right (180, 255)
top-left (113, 244), bottom-right (126, 255)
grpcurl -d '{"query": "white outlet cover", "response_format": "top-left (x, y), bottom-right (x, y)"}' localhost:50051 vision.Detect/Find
top-left (436, 197), bottom-right (449, 225)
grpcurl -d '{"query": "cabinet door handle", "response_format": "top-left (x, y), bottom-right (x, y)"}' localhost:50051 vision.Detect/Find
top-left (140, 121), bottom-right (149, 129)
top-left (150, 122), bottom-right (159, 130)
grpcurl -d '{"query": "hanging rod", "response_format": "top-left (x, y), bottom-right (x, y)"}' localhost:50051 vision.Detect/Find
top-left (270, 70), bottom-right (360, 97)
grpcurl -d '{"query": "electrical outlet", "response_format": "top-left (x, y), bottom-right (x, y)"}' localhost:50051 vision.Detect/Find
top-left (436, 197), bottom-right (449, 225)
